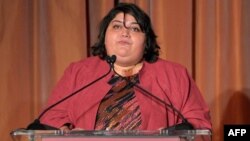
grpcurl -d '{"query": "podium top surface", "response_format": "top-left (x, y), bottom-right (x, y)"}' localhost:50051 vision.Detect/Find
top-left (11, 129), bottom-right (212, 137)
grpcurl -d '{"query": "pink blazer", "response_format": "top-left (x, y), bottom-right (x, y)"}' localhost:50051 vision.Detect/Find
top-left (40, 56), bottom-right (212, 130)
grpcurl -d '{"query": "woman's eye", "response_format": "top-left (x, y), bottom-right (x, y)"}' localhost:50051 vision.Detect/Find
top-left (130, 27), bottom-right (141, 32)
top-left (113, 25), bottom-right (122, 29)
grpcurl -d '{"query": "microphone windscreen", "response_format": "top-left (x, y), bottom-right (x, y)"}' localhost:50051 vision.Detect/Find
top-left (110, 55), bottom-right (116, 63)
top-left (26, 119), bottom-right (58, 130)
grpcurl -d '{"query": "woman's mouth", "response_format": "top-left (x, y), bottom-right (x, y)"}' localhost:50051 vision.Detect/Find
top-left (117, 40), bottom-right (131, 46)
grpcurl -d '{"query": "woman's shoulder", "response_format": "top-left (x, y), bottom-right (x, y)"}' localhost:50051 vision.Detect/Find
top-left (70, 56), bottom-right (104, 67)
top-left (142, 58), bottom-right (191, 86)
top-left (147, 58), bottom-right (187, 71)
top-left (73, 56), bottom-right (102, 64)
top-left (64, 56), bottom-right (107, 73)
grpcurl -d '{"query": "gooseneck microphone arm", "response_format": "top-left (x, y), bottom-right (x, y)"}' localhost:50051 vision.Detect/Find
top-left (110, 60), bottom-right (193, 131)
top-left (133, 84), bottom-right (188, 123)
top-left (37, 55), bottom-right (116, 120)
top-left (26, 55), bottom-right (116, 130)
top-left (133, 84), bottom-right (194, 130)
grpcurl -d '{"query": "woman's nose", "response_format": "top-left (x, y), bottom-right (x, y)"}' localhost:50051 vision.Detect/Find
top-left (121, 27), bottom-right (130, 37)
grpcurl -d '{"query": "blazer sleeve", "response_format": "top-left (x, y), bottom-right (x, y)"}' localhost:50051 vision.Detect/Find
top-left (180, 68), bottom-right (212, 129)
top-left (40, 63), bottom-right (77, 128)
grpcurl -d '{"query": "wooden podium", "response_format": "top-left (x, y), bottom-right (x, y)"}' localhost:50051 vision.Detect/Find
top-left (10, 129), bottom-right (212, 141)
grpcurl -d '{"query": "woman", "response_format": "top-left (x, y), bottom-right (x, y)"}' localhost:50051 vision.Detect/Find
top-left (40, 3), bottom-right (212, 131)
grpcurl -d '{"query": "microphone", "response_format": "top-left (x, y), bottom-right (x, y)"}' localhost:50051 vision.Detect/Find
top-left (106, 55), bottom-right (116, 67)
top-left (26, 55), bottom-right (116, 130)
top-left (111, 63), bottom-right (194, 131)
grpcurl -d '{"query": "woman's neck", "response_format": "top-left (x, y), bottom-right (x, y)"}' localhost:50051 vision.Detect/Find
top-left (114, 62), bottom-right (143, 77)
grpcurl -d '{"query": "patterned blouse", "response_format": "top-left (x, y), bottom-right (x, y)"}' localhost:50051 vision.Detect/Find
top-left (94, 74), bottom-right (142, 130)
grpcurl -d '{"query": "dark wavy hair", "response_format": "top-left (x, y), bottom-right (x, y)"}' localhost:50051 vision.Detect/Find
top-left (91, 3), bottom-right (160, 63)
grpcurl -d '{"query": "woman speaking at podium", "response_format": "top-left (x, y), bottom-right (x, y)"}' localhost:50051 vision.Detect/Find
top-left (39, 3), bottom-right (212, 131)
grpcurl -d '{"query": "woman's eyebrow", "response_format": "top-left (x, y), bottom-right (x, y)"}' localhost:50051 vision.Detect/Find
top-left (111, 20), bottom-right (123, 23)
top-left (112, 20), bottom-right (139, 25)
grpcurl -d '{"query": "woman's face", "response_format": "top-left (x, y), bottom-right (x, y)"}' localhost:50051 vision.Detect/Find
top-left (105, 12), bottom-right (146, 67)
